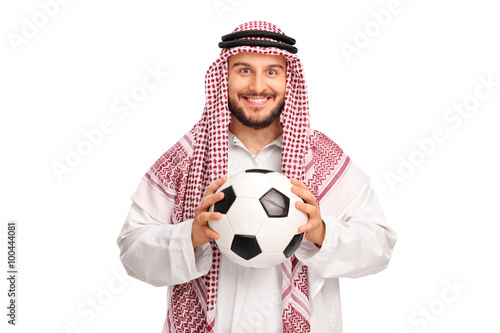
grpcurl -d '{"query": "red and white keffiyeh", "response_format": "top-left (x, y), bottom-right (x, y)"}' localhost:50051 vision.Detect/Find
top-left (139, 21), bottom-right (350, 333)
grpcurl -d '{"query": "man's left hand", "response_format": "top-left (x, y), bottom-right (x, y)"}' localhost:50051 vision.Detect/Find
top-left (291, 178), bottom-right (326, 247)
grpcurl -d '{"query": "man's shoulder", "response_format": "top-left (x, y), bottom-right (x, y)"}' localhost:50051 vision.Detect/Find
top-left (157, 127), bottom-right (198, 163)
top-left (308, 128), bottom-right (345, 158)
top-left (306, 129), bottom-right (370, 201)
top-left (147, 127), bottom-right (198, 185)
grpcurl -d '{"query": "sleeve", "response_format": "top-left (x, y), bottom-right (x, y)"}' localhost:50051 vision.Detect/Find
top-left (295, 179), bottom-right (397, 279)
top-left (116, 202), bottom-right (213, 287)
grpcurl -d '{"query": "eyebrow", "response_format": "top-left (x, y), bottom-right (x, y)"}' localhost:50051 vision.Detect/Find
top-left (231, 62), bottom-right (285, 70)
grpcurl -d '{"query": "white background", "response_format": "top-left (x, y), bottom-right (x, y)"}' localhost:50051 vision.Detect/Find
top-left (1, 0), bottom-right (499, 332)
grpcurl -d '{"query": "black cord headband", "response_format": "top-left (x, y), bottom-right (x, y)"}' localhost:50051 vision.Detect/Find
top-left (219, 30), bottom-right (298, 54)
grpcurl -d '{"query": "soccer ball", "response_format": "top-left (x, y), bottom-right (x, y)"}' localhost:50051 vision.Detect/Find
top-left (209, 169), bottom-right (307, 268)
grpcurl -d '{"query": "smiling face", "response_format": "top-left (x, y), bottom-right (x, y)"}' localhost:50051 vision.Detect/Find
top-left (227, 52), bottom-right (287, 130)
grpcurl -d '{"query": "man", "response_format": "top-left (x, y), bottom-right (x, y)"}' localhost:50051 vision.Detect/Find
top-left (117, 21), bottom-right (397, 333)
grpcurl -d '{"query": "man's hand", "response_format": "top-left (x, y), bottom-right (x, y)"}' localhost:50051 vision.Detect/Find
top-left (291, 178), bottom-right (326, 247)
top-left (191, 176), bottom-right (227, 249)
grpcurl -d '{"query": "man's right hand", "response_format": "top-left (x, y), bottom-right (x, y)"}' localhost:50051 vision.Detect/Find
top-left (191, 176), bottom-right (227, 249)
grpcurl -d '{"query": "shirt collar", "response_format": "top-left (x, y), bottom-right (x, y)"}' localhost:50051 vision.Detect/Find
top-left (228, 130), bottom-right (283, 149)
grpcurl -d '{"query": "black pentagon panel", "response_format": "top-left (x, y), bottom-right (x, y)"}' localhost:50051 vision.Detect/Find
top-left (213, 186), bottom-right (236, 214)
top-left (245, 168), bottom-right (273, 174)
top-left (259, 188), bottom-right (290, 217)
top-left (283, 233), bottom-right (304, 258)
top-left (231, 235), bottom-right (262, 260)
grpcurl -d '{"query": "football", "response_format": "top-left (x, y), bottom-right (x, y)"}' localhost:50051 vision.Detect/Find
top-left (208, 169), bottom-right (307, 268)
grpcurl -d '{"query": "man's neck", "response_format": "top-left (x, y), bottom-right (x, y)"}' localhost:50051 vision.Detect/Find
top-left (228, 116), bottom-right (282, 155)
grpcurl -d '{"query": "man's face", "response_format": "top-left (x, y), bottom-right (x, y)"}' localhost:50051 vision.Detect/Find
top-left (227, 52), bottom-right (287, 130)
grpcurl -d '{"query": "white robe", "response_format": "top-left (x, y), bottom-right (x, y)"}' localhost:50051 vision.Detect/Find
top-left (117, 132), bottom-right (397, 332)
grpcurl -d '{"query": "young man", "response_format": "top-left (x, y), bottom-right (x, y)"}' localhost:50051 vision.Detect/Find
top-left (117, 21), bottom-right (397, 333)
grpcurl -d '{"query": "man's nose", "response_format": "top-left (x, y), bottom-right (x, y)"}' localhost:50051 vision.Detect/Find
top-left (249, 73), bottom-right (265, 93)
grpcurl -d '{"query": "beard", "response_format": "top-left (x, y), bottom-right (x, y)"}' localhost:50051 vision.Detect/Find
top-left (228, 94), bottom-right (285, 130)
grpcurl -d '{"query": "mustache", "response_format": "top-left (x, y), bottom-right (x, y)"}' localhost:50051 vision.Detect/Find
top-left (237, 92), bottom-right (277, 98)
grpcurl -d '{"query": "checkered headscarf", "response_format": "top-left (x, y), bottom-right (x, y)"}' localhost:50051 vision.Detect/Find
top-left (166, 21), bottom-right (313, 332)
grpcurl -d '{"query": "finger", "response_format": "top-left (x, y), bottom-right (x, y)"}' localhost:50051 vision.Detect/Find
top-left (290, 178), bottom-right (308, 190)
top-left (297, 221), bottom-right (313, 233)
top-left (291, 185), bottom-right (316, 204)
top-left (199, 191), bottom-right (225, 211)
top-left (204, 176), bottom-right (227, 196)
top-left (200, 223), bottom-right (220, 239)
top-left (197, 211), bottom-right (222, 224)
top-left (295, 201), bottom-right (318, 219)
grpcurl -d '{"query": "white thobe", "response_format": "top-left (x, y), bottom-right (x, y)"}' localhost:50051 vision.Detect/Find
top-left (117, 131), bottom-right (397, 333)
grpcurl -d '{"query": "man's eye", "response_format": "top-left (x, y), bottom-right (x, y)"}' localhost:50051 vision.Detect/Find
top-left (240, 68), bottom-right (251, 74)
top-left (267, 70), bottom-right (276, 75)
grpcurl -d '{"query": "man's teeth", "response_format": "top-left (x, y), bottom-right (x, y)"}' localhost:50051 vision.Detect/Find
top-left (247, 98), bottom-right (268, 103)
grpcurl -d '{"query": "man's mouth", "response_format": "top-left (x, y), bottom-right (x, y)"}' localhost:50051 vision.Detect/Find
top-left (242, 96), bottom-right (273, 106)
